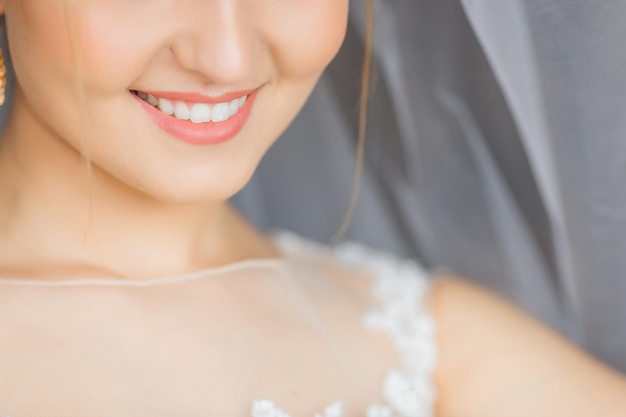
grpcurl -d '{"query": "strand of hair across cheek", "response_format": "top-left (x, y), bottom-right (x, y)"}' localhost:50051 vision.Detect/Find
top-left (330, 0), bottom-right (373, 245)
top-left (63, 0), bottom-right (97, 245)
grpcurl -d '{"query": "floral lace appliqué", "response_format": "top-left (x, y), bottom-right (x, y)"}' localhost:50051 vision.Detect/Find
top-left (251, 399), bottom-right (344, 417)
top-left (251, 234), bottom-right (437, 417)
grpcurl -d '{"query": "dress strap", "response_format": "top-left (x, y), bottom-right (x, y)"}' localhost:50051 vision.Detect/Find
top-left (270, 232), bottom-right (438, 417)
top-left (332, 242), bottom-right (437, 417)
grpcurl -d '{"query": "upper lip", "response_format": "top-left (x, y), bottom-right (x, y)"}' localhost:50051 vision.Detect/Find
top-left (134, 88), bottom-right (258, 104)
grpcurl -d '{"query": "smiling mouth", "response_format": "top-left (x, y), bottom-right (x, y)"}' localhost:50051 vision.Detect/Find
top-left (131, 90), bottom-right (248, 124)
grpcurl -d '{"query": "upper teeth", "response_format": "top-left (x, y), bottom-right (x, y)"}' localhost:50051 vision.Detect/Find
top-left (136, 91), bottom-right (247, 124)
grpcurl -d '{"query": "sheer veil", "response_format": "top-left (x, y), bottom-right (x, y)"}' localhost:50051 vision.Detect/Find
top-left (234, 0), bottom-right (626, 372)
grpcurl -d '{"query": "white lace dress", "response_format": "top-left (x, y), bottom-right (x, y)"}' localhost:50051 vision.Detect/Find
top-left (254, 233), bottom-right (438, 417)
top-left (0, 232), bottom-right (437, 416)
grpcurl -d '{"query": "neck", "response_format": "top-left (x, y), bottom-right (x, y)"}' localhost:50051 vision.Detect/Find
top-left (0, 95), bottom-right (276, 281)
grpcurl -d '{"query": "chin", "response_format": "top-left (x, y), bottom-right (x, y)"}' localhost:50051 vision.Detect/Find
top-left (132, 165), bottom-right (258, 205)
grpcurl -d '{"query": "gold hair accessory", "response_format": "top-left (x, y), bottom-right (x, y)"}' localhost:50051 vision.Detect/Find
top-left (0, 22), bottom-right (5, 106)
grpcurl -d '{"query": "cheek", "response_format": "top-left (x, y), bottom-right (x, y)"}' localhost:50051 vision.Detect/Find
top-left (6, 0), bottom-right (140, 111)
top-left (73, 4), bottom-right (171, 96)
top-left (7, 0), bottom-right (74, 89)
top-left (259, 0), bottom-right (349, 77)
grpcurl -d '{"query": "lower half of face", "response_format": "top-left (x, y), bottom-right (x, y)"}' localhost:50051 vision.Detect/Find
top-left (4, 0), bottom-right (350, 203)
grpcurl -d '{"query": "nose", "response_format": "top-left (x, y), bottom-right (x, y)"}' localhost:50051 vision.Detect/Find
top-left (171, 1), bottom-right (257, 85)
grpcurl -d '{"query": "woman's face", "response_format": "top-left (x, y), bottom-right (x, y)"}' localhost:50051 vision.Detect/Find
top-left (2, 0), bottom-right (349, 202)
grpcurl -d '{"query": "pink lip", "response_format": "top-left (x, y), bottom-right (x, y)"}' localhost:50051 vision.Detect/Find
top-left (133, 89), bottom-right (258, 146)
top-left (142, 89), bottom-right (258, 105)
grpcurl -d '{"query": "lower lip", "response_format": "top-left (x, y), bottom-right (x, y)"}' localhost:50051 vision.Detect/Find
top-left (133, 91), bottom-right (257, 146)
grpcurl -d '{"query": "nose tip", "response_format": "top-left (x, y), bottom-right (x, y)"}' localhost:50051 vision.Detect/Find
top-left (173, 5), bottom-right (256, 84)
top-left (195, 23), bottom-right (254, 83)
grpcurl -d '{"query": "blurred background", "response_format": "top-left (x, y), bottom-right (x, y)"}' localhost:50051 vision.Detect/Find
top-left (233, 0), bottom-right (626, 372)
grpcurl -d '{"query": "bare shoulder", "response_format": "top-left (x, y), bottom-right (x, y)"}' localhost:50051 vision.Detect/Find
top-left (427, 276), bottom-right (543, 356)
top-left (428, 276), bottom-right (626, 417)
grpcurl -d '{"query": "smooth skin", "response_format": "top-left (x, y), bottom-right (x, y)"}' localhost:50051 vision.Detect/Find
top-left (0, 0), bottom-right (348, 280)
top-left (431, 277), bottom-right (626, 416)
top-left (0, 0), bottom-right (624, 415)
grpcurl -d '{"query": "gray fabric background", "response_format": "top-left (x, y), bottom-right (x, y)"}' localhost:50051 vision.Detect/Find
top-left (234, 0), bottom-right (626, 372)
top-left (1, 1), bottom-right (625, 371)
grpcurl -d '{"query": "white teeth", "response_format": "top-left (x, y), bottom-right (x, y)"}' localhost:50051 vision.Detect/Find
top-left (137, 90), bottom-right (249, 123)
top-left (211, 103), bottom-right (230, 123)
top-left (147, 94), bottom-right (159, 107)
top-left (174, 102), bottom-right (191, 120)
top-left (158, 98), bottom-right (175, 116)
top-left (190, 103), bottom-right (212, 124)
top-left (229, 99), bottom-right (240, 117)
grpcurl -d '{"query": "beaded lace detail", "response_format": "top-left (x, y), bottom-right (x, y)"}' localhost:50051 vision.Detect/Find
top-left (251, 234), bottom-right (437, 417)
